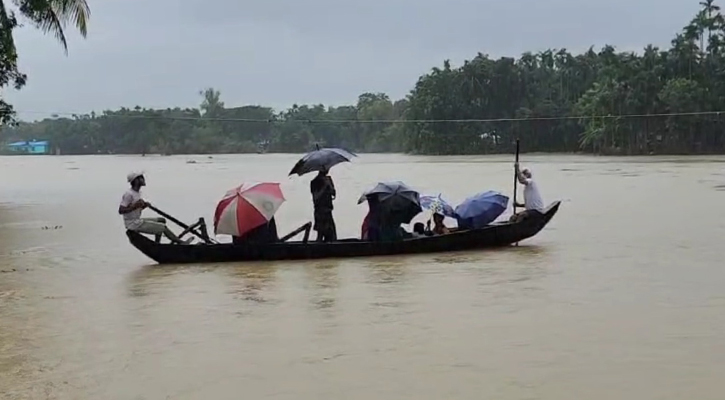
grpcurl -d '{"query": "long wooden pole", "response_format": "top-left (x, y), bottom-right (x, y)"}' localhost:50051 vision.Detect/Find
top-left (148, 204), bottom-right (215, 243)
top-left (513, 139), bottom-right (520, 246)
top-left (512, 138), bottom-right (520, 215)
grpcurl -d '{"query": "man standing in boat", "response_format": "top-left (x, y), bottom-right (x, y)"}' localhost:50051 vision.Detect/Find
top-left (310, 167), bottom-right (337, 242)
top-left (118, 172), bottom-right (191, 244)
top-left (511, 162), bottom-right (545, 222)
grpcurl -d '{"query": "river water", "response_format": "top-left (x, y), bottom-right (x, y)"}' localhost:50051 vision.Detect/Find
top-left (0, 153), bottom-right (724, 399)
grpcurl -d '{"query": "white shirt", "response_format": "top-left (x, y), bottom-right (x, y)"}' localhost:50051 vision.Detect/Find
top-left (522, 178), bottom-right (545, 211)
top-left (120, 189), bottom-right (143, 229)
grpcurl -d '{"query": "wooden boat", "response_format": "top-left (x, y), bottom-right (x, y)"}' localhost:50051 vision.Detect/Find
top-left (127, 201), bottom-right (561, 265)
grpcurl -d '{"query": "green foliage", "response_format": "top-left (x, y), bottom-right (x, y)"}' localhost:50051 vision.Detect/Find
top-left (0, 0), bottom-right (90, 124)
top-left (403, 1), bottom-right (725, 155)
top-left (4, 1), bottom-right (725, 155)
top-left (0, 92), bottom-right (405, 154)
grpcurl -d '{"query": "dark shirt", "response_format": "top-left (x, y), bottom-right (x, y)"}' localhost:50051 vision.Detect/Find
top-left (233, 218), bottom-right (279, 244)
top-left (379, 223), bottom-right (404, 242)
top-left (373, 211), bottom-right (402, 242)
top-left (310, 175), bottom-right (334, 211)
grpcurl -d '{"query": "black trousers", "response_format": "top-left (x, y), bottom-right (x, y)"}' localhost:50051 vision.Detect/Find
top-left (313, 209), bottom-right (337, 242)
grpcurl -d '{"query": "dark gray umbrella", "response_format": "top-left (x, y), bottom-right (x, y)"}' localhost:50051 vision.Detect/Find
top-left (288, 146), bottom-right (357, 176)
top-left (357, 181), bottom-right (422, 224)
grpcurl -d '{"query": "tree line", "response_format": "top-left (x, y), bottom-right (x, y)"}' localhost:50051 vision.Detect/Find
top-left (1, 90), bottom-right (409, 154)
top-left (3, 1), bottom-right (725, 155)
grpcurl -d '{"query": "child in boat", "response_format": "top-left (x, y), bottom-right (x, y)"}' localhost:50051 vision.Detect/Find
top-left (411, 222), bottom-right (429, 238)
top-left (427, 212), bottom-right (450, 235)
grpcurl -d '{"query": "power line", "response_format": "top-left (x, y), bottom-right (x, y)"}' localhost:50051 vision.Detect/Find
top-left (10, 110), bottom-right (725, 124)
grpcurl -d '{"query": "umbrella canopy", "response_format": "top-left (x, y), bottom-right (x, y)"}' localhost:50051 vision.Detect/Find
top-left (214, 182), bottom-right (286, 236)
top-left (357, 181), bottom-right (422, 224)
top-left (288, 147), bottom-right (356, 176)
top-left (420, 193), bottom-right (456, 219)
top-left (454, 190), bottom-right (509, 229)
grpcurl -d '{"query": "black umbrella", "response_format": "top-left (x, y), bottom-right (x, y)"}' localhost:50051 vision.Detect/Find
top-left (357, 181), bottom-right (423, 224)
top-left (288, 146), bottom-right (357, 176)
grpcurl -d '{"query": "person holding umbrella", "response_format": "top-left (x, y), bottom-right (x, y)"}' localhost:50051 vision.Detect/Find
top-left (290, 146), bottom-right (356, 242)
top-left (213, 181), bottom-right (287, 244)
top-left (423, 198), bottom-right (453, 235)
top-left (357, 181), bottom-right (423, 242)
top-left (310, 167), bottom-right (337, 242)
top-left (428, 212), bottom-right (451, 235)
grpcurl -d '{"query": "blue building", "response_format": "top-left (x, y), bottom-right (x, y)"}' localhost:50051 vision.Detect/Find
top-left (5, 140), bottom-right (50, 154)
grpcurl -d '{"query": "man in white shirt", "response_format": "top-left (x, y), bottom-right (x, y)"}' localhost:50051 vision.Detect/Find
top-left (118, 172), bottom-right (191, 244)
top-left (510, 163), bottom-right (545, 222)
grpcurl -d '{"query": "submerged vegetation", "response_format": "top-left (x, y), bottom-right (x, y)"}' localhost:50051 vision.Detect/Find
top-left (3, 1), bottom-right (725, 155)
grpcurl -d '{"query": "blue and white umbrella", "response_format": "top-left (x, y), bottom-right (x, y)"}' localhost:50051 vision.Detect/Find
top-left (454, 190), bottom-right (509, 229)
top-left (419, 193), bottom-right (456, 218)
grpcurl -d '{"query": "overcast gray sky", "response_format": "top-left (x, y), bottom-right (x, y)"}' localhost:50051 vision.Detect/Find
top-left (5, 0), bottom-right (699, 120)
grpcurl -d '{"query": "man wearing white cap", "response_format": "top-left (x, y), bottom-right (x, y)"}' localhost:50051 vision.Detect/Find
top-left (511, 162), bottom-right (545, 222)
top-left (118, 172), bottom-right (191, 244)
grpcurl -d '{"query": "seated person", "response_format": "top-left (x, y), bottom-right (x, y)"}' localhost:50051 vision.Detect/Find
top-left (361, 210), bottom-right (383, 242)
top-left (119, 172), bottom-right (191, 244)
top-left (427, 212), bottom-right (450, 235)
top-left (379, 224), bottom-right (404, 242)
top-left (361, 210), bottom-right (374, 240)
top-left (410, 222), bottom-right (430, 238)
top-left (362, 197), bottom-right (383, 241)
top-left (456, 217), bottom-right (474, 231)
top-left (233, 217), bottom-right (279, 244)
top-left (361, 213), bottom-right (370, 240)
top-left (376, 214), bottom-right (404, 242)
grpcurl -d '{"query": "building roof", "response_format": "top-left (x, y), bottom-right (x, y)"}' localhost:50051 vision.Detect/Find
top-left (7, 140), bottom-right (48, 147)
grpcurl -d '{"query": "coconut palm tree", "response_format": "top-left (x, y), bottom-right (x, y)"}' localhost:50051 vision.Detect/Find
top-left (0, 0), bottom-right (90, 123)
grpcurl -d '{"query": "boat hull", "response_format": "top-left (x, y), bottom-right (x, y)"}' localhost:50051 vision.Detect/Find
top-left (127, 201), bottom-right (561, 265)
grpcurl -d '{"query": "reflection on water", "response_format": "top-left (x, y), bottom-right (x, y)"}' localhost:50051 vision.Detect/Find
top-left (302, 262), bottom-right (340, 313)
top-left (126, 265), bottom-right (186, 298)
top-left (365, 258), bottom-right (410, 285)
top-left (1, 153), bottom-right (725, 399)
top-left (224, 263), bottom-right (279, 306)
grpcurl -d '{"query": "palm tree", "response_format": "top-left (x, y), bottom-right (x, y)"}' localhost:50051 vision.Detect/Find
top-left (199, 87), bottom-right (224, 117)
top-left (0, 0), bottom-right (90, 122)
top-left (1, 0), bottom-right (89, 52)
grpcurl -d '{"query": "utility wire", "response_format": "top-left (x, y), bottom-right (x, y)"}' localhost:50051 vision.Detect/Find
top-left (9, 110), bottom-right (725, 123)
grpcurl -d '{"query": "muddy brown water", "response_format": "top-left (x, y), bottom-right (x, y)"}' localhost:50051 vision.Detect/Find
top-left (1, 153), bottom-right (724, 399)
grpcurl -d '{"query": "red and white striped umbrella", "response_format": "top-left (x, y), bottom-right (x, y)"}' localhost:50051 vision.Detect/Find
top-left (213, 182), bottom-right (286, 237)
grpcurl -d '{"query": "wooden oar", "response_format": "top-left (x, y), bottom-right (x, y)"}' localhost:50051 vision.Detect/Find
top-left (148, 204), bottom-right (215, 244)
top-left (513, 138), bottom-right (520, 246)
